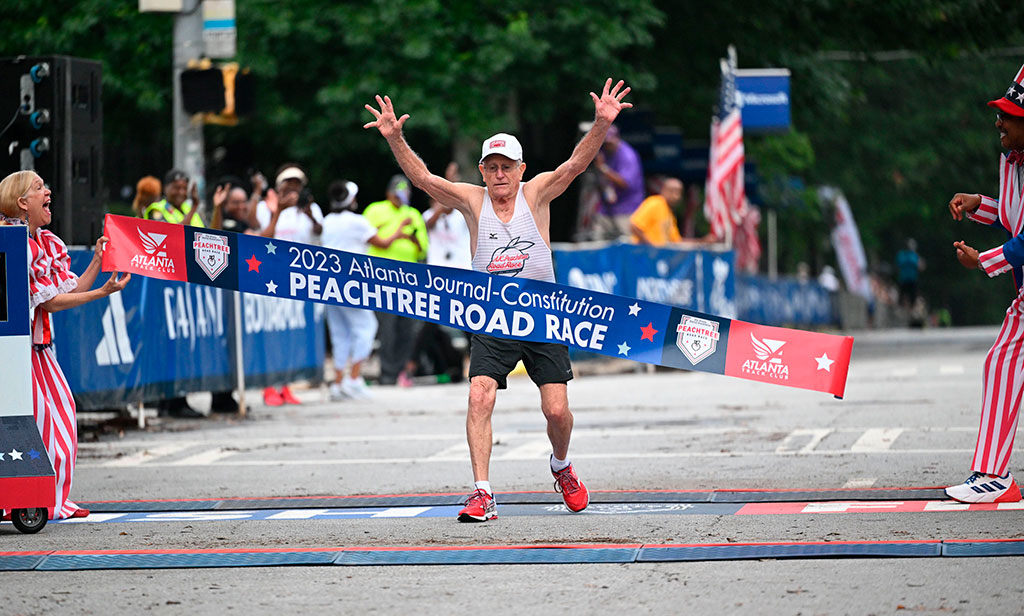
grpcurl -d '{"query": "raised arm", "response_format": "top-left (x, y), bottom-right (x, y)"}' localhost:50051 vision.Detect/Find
top-left (364, 95), bottom-right (480, 214)
top-left (528, 78), bottom-right (632, 206)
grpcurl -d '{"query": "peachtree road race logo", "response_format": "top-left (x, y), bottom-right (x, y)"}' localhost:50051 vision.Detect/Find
top-left (193, 232), bottom-right (230, 281)
top-left (487, 237), bottom-right (533, 276)
top-left (743, 333), bottom-right (789, 380)
top-left (676, 315), bottom-right (720, 366)
top-left (490, 139), bottom-right (506, 148)
top-left (131, 229), bottom-right (176, 274)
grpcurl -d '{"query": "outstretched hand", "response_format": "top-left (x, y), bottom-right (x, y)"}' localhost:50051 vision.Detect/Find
top-left (948, 193), bottom-right (981, 221)
top-left (101, 271), bottom-right (131, 295)
top-left (590, 78), bottom-right (632, 124)
top-left (363, 95), bottom-right (409, 140)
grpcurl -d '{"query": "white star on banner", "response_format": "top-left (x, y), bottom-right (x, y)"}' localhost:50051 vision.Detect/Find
top-left (265, 242), bottom-right (277, 255)
top-left (1017, 90), bottom-right (1024, 103)
top-left (815, 353), bottom-right (835, 372)
top-left (9, 448), bottom-right (23, 461)
top-left (617, 342), bottom-right (631, 356)
top-left (628, 303), bottom-right (641, 317)
top-left (0, 452), bottom-right (5, 461)
top-left (266, 280), bottom-right (278, 294)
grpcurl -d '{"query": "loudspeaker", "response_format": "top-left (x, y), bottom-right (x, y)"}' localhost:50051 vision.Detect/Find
top-left (0, 56), bottom-right (103, 246)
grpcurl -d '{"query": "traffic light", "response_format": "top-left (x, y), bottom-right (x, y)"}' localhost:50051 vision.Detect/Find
top-left (179, 61), bottom-right (254, 125)
top-left (0, 56), bottom-right (104, 246)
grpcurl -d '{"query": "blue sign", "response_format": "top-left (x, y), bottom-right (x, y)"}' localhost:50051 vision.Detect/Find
top-left (735, 274), bottom-right (835, 327)
top-left (735, 69), bottom-right (791, 132)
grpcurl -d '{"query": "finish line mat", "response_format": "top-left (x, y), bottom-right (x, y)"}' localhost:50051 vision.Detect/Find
top-left (102, 214), bottom-right (854, 397)
top-left (1, 540), bottom-right (1021, 570)
top-left (77, 487), bottom-right (951, 512)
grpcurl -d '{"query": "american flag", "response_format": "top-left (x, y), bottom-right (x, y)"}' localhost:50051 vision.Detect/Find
top-left (704, 46), bottom-right (747, 243)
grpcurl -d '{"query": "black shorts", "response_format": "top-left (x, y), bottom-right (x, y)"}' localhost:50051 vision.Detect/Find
top-left (468, 334), bottom-right (573, 390)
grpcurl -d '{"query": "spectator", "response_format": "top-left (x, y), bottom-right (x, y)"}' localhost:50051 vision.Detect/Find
top-left (362, 174), bottom-right (429, 386)
top-left (592, 124), bottom-right (645, 239)
top-left (210, 173), bottom-right (264, 234)
top-left (321, 179), bottom-right (413, 399)
top-left (630, 176), bottom-right (683, 245)
top-left (143, 168), bottom-right (204, 226)
top-left (896, 238), bottom-right (924, 308)
top-left (131, 176), bottom-right (161, 217)
top-left (256, 163), bottom-right (323, 243)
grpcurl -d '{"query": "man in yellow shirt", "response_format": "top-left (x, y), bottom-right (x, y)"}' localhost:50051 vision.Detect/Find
top-left (630, 177), bottom-right (683, 245)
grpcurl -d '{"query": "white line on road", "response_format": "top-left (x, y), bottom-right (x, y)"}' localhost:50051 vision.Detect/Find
top-left (168, 448), bottom-right (236, 466)
top-left (841, 478), bottom-right (878, 489)
top-left (100, 443), bottom-right (194, 467)
top-left (775, 429), bottom-right (832, 455)
top-left (850, 428), bottom-right (904, 452)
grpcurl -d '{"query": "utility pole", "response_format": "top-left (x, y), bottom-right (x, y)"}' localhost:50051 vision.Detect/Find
top-left (172, 0), bottom-right (205, 197)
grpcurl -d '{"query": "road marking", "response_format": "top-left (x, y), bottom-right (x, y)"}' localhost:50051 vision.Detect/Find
top-left (939, 365), bottom-right (965, 375)
top-left (168, 447), bottom-right (236, 466)
top-left (775, 429), bottom-right (832, 455)
top-left (100, 443), bottom-right (193, 467)
top-left (891, 367), bottom-right (919, 377)
top-left (842, 478), bottom-right (877, 489)
top-left (850, 428), bottom-right (904, 452)
top-left (494, 439), bottom-right (553, 461)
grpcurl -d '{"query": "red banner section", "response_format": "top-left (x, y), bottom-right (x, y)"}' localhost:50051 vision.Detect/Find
top-left (724, 320), bottom-right (853, 398)
top-left (102, 215), bottom-right (188, 282)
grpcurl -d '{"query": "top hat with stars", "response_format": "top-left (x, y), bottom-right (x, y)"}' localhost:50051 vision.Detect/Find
top-left (989, 63), bottom-right (1024, 117)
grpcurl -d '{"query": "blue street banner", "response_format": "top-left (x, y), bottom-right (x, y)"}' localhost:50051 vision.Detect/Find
top-left (735, 69), bottom-right (791, 132)
top-left (103, 215), bottom-right (854, 397)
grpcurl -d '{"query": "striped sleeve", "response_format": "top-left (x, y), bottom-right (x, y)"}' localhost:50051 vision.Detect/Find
top-left (966, 194), bottom-right (1000, 226)
top-left (979, 230), bottom-right (1024, 277)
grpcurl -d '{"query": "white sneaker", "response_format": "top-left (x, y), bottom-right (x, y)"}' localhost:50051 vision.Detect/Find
top-left (945, 471), bottom-right (1022, 503)
top-left (328, 382), bottom-right (348, 401)
top-left (342, 377), bottom-right (372, 400)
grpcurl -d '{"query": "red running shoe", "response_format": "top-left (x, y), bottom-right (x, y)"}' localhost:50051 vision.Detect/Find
top-left (457, 489), bottom-right (497, 522)
top-left (263, 387), bottom-right (284, 407)
top-left (552, 461), bottom-right (590, 512)
top-left (70, 508), bottom-right (90, 518)
top-left (280, 385), bottom-right (301, 405)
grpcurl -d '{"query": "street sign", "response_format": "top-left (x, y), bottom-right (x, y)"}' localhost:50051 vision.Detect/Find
top-left (735, 69), bottom-right (791, 132)
top-left (203, 0), bottom-right (237, 59)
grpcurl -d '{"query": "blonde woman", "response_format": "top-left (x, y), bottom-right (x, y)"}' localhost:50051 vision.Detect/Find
top-left (0, 171), bottom-right (130, 519)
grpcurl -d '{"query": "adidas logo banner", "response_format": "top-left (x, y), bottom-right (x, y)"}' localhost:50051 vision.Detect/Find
top-left (102, 215), bottom-right (854, 397)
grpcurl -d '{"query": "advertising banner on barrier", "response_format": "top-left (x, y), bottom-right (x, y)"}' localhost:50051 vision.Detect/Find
top-left (103, 215), bottom-right (853, 397)
top-left (52, 248), bottom-right (323, 409)
top-left (736, 274), bottom-right (835, 327)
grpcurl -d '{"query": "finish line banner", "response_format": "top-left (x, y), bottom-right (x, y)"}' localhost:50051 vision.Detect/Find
top-left (102, 214), bottom-right (853, 397)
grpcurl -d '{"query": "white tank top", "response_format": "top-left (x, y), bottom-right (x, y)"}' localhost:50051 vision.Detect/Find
top-left (472, 186), bottom-right (555, 282)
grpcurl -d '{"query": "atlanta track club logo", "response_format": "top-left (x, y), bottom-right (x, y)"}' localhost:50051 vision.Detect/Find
top-left (487, 237), bottom-right (533, 276)
top-left (742, 333), bottom-right (789, 380)
top-left (130, 228), bottom-right (176, 274)
top-left (193, 232), bottom-right (230, 281)
top-left (675, 315), bottom-right (720, 366)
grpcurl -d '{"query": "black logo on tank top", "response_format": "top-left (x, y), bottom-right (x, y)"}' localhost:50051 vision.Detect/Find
top-left (486, 237), bottom-right (534, 276)
top-left (489, 233), bottom-right (498, 240)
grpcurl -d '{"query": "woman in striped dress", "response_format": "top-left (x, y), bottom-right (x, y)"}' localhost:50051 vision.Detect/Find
top-left (0, 171), bottom-right (130, 519)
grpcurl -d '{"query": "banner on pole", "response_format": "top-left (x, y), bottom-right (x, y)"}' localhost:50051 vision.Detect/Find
top-left (103, 215), bottom-right (854, 397)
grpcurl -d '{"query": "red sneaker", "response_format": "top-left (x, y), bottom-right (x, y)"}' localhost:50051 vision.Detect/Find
top-left (70, 508), bottom-right (90, 518)
top-left (280, 385), bottom-right (301, 405)
top-left (552, 461), bottom-right (589, 512)
top-left (457, 489), bottom-right (497, 522)
top-left (1, 511), bottom-right (10, 522)
top-left (263, 387), bottom-right (284, 407)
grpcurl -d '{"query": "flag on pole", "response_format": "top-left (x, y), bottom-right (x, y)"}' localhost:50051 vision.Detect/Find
top-left (704, 46), bottom-right (747, 243)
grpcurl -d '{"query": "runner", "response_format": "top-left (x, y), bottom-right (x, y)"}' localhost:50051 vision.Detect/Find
top-left (364, 78), bottom-right (632, 521)
top-left (945, 62), bottom-right (1024, 504)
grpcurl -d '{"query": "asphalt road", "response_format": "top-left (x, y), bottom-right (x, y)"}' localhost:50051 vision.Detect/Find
top-left (3, 326), bottom-right (1022, 615)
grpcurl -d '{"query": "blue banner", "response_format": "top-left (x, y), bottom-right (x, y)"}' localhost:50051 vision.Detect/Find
top-left (735, 274), bottom-right (835, 327)
top-left (736, 69), bottom-right (791, 132)
top-left (553, 243), bottom-right (736, 318)
top-left (51, 249), bottom-right (324, 409)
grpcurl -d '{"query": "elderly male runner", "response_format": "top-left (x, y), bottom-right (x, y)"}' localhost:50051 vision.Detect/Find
top-left (365, 78), bottom-right (632, 521)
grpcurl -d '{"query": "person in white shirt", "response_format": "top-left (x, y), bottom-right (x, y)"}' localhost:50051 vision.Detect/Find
top-left (255, 163), bottom-right (324, 406)
top-left (321, 180), bottom-right (413, 400)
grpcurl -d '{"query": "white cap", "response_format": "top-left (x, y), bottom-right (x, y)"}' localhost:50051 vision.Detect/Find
top-left (479, 133), bottom-right (523, 164)
top-left (275, 166), bottom-right (307, 187)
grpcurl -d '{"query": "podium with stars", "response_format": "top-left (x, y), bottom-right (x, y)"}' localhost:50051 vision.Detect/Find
top-left (0, 226), bottom-right (55, 514)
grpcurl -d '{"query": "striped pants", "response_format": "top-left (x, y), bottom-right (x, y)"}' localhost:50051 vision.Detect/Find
top-left (31, 346), bottom-right (80, 520)
top-left (972, 306), bottom-right (1024, 475)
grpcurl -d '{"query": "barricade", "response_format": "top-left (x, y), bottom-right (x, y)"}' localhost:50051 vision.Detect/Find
top-left (53, 248), bottom-right (324, 411)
